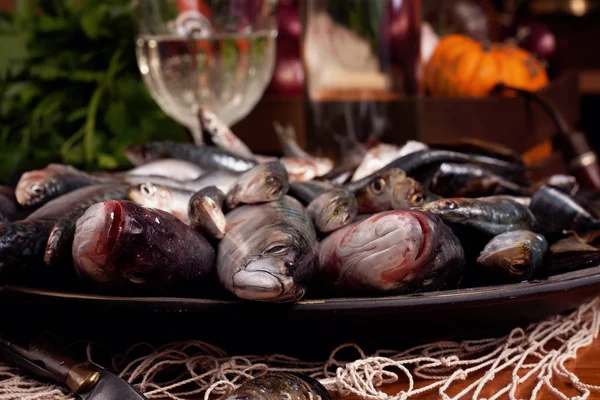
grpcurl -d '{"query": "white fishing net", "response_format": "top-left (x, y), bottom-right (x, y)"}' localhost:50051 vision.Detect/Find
top-left (0, 297), bottom-right (598, 400)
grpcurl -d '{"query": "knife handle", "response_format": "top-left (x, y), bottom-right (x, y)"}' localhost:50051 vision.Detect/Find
top-left (0, 337), bottom-right (101, 394)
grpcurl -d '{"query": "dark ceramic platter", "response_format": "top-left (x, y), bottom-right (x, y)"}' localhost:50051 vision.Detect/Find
top-left (0, 264), bottom-right (599, 355)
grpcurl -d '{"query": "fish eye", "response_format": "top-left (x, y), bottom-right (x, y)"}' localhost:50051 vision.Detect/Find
top-left (128, 270), bottom-right (148, 284)
top-left (332, 204), bottom-right (344, 216)
top-left (264, 175), bottom-right (276, 186)
top-left (30, 184), bottom-right (44, 196)
top-left (411, 193), bottom-right (425, 206)
top-left (265, 244), bottom-right (288, 255)
top-left (443, 200), bottom-right (456, 210)
top-left (370, 177), bottom-right (386, 195)
top-left (140, 183), bottom-right (156, 197)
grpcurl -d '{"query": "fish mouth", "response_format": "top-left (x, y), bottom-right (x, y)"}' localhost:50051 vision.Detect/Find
top-left (391, 181), bottom-right (414, 209)
top-left (15, 178), bottom-right (48, 207)
top-left (232, 258), bottom-right (304, 302)
top-left (337, 211), bottom-right (428, 290)
top-left (202, 196), bottom-right (226, 236)
top-left (103, 200), bottom-right (124, 255)
top-left (72, 201), bottom-right (125, 282)
top-left (267, 183), bottom-right (283, 199)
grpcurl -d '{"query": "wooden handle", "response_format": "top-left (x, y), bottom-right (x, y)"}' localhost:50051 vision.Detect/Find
top-left (0, 337), bottom-right (100, 394)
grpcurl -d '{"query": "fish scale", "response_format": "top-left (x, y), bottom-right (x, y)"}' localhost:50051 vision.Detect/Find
top-left (125, 141), bottom-right (258, 173)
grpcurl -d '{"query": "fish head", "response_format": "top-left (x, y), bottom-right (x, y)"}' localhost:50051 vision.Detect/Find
top-left (232, 231), bottom-right (314, 302)
top-left (72, 201), bottom-right (159, 286)
top-left (423, 198), bottom-right (467, 221)
top-left (124, 143), bottom-right (158, 165)
top-left (227, 162), bottom-right (289, 207)
top-left (15, 168), bottom-right (60, 207)
top-left (253, 162), bottom-right (289, 200)
top-left (189, 191), bottom-right (226, 239)
top-left (355, 168), bottom-right (406, 213)
top-left (478, 245), bottom-right (532, 278)
top-left (331, 210), bottom-right (440, 291)
top-left (391, 176), bottom-right (430, 209)
top-left (127, 183), bottom-right (173, 211)
top-left (309, 190), bottom-right (358, 233)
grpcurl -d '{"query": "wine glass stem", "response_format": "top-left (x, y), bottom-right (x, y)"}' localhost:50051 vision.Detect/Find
top-left (188, 120), bottom-right (204, 145)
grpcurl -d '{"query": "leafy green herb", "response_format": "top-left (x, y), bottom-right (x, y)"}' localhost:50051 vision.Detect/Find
top-left (0, 0), bottom-right (188, 184)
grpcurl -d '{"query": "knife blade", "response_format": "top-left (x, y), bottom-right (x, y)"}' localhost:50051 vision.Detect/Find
top-left (0, 335), bottom-right (148, 400)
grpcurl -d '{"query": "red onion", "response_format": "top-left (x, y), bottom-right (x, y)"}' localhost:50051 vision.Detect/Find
top-left (514, 20), bottom-right (556, 61)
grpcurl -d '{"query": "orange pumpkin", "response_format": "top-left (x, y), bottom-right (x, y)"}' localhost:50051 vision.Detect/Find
top-left (424, 34), bottom-right (549, 97)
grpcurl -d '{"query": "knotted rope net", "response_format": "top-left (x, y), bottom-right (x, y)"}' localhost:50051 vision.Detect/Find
top-left (0, 297), bottom-right (598, 400)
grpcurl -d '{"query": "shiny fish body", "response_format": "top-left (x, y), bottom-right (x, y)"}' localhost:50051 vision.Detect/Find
top-left (125, 159), bottom-right (205, 181)
top-left (26, 184), bottom-right (129, 221)
top-left (274, 122), bottom-right (333, 177)
top-left (217, 196), bottom-right (319, 302)
top-left (0, 219), bottom-right (56, 276)
top-left (548, 231), bottom-right (600, 274)
top-left (351, 141), bottom-right (428, 182)
top-left (306, 188), bottom-right (358, 234)
top-left (274, 122), bottom-right (315, 160)
top-left (430, 163), bottom-right (527, 198)
top-left (279, 157), bottom-right (320, 182)
top-left (124, 141), bottom-right (258, 173)
top-left (423, 196), bottom-right (538, 237)
top-left (127, 183), bottom-right (194, 223)
top-left (224, 372), bottom-right (331, 400)
top-left (332, 135), bottom-right (367, 173)
top-left (188, 186), bottom-right (227, 239)
top-left (477, 230), bottom-right (548, 282)
top-left (226, 162), bottom-right (289, 209)
top-left (199, 108), bottom-right (254, 158)
top-left (288, 181), bottom-right (337, 205)
top-left (16, 164), bottom-right (111, 208)
top-left (529, 185), bottom-right (600, 236)
top-left (44, 204), bottom-right (96, 268)
top-left (318, 210), bottom-right (465, 295)
top-left (429, 138), bottom-right (524, 165)
top-left (0, 187), bottom-right (25, 223)
top-left (534, 174), bottom-right (579, 196)
top-left (351, 143), bottom-right (403, 182)
top-left (359, 149), bottom-right (524, 184)
top-left (72, 200), bottom-right (215, 292)
top-left (123, 170), bottom-right (239, 194)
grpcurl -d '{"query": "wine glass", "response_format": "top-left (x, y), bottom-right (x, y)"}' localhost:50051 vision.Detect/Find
top-left (132, 0), bottom-right (278, 144)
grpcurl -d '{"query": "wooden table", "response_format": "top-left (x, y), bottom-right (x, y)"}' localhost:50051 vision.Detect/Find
top-left (334, 339), bottom-right (600, 400)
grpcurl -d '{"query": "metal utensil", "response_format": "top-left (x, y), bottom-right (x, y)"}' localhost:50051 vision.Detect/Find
top-left (0, 335), bottom-right (148, 400)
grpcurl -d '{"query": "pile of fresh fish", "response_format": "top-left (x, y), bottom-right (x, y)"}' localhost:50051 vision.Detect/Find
top-left (2, 111), bottom-right (600, 303)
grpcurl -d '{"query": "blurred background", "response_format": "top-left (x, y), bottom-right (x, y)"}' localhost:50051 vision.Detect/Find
top-left (1, 0), bottom-right (600, 185)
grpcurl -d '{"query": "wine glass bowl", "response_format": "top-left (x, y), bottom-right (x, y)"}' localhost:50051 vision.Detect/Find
top-left (132, 0), bottom-right (278, 143)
